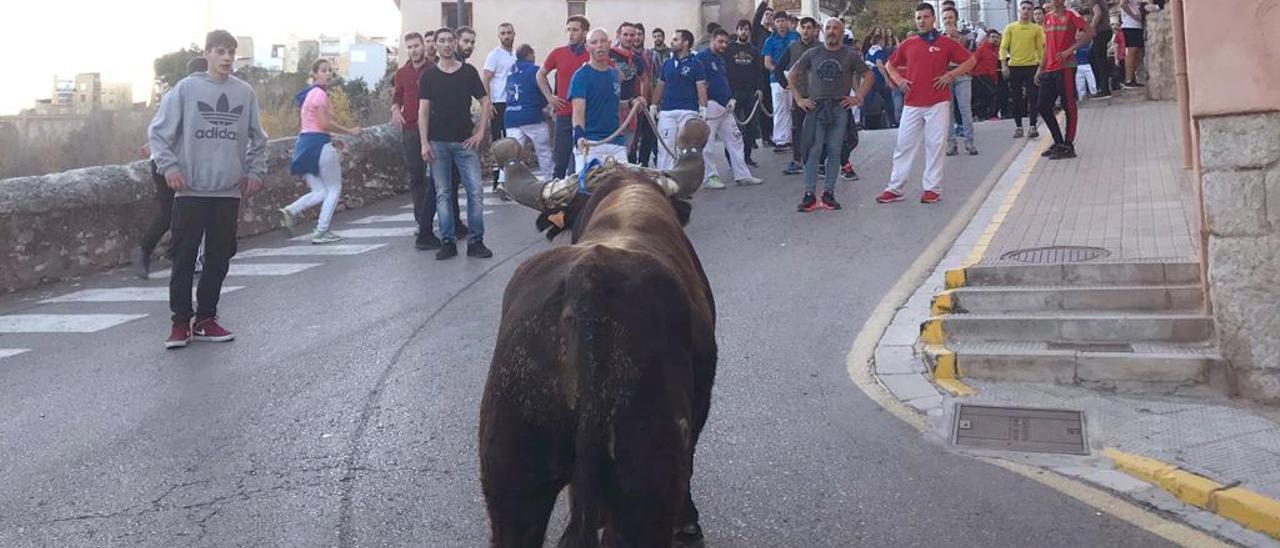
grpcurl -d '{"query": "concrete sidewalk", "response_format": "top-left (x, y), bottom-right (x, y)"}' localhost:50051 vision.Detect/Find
top-left (871, 99), bottom-right (1280, 546)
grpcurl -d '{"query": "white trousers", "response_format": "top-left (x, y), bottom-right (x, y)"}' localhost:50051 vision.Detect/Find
top-left (658, 110), bottom-right (700, 171)
top-left (574, 143), bottom-right (629, 174)
top-left (286, 143), bottom-right (342, 233)
top-left (770, 82), bottom-right (793, 145)
top-left (886, 102), bottom-right (951, 194)
top-left (505, 123), bottom-right (553, 181)
top-left (703, 100), bottom-right (753, 182)
top-left (1075, 64), bottom-right (1097, 98)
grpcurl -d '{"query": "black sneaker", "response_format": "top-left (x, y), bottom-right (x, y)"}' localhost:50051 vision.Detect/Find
top-left (797, 192), bottom-right (819, 213)
top-left (1041, 144), bottom-right (1063, 157)
top-left (820, 191), bottom-right (842, 210)
top-left (773, 143), bottom-right (791, 153)
top-left (1048, 142), bottom-right (1077, 160)
top-left (435, 242), bottom-right (458, 260)
top-left (1091, 91), bottom-right (1113, 99)
top-left (467, 240), bottom-right (494, 258)
top-left (415, 232), bottom-right (442, 250)
top-left (841, 163), bottom-right (859, 181)
top-left (745, 157), bottom-right (759, 167)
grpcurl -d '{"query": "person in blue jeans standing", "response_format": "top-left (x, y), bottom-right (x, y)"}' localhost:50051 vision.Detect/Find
top-left (943, 7), bottom-right (978, 156)
top-left (418, 28), bottom-right (494, 260)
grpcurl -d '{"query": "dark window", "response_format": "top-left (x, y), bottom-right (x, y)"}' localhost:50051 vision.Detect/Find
top-left (568, 0), bottom-right (586, 17)
top-left (441, 1), bottom-right (473, 29)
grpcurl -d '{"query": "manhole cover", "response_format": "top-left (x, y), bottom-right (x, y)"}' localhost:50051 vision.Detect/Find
top-left (999, 246), bottom-right (1111, 263)
top-left (952, 404), bottom-right (1088, 455)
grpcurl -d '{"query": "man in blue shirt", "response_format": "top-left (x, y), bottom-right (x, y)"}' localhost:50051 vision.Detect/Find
top-left (761, 11), bottom-right (799, 152)
top-left (696, 28), bottom-right (763, 189)
top-left (651, 29), bottom-right (708, 171)
top-left (570, 28), bottom-right (632, 171)
top-left (503, 44), bottom-right (552, 181)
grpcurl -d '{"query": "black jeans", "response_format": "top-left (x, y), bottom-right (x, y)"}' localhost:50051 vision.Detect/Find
top-left (759, 72), bottom-right (774, 143)
top-left (791, 105), bottom-right (807, 165)
top-left (632, 114), bottom-right (659, 167)
top-left (972, 74), bottom-right (998, 120)
top-left (1090, 29), bottom-right (1113, 95)
top-left (732, 88), bottom-right (760, 159)
top-left (169, 197), bottom-right (239, 324)
top-left (1008, 66), bottom-right (1039, 129)
top-left (489, 103), bottom-right (507, 184)
top-left (1037, 69), bottom-right (1078, 145)
top-left (553, 115), bottom-right (573, 179)
top-left (140, 160), bottom-right (175, 257)
top-left (401, 128), bottom-right (459, 234)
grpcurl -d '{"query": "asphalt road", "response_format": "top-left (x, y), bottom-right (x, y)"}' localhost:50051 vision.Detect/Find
top-left (0, 122), bottom-right (1176, 547)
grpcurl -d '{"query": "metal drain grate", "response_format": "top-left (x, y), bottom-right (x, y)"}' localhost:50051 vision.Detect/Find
top-left (999, 245), bottom-right (1111, 264)
top-left (952, 404), bottom-right (1088, 455)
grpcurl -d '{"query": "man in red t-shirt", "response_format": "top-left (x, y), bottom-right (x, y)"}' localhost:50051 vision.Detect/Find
top-left (1036, 0), bottom-right (1095, 159)
top-left (879, 3), bottom-right (976, 204)
top-left (392, 31), bottom-right (459, 250)
top-left (971, 30), bottom-right (1001, 120)
top-left (536, 15), bottom-right (591, 179)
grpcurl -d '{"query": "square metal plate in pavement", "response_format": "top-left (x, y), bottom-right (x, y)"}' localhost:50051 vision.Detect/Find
top-left (952, 404), bottom-right (1088, 455)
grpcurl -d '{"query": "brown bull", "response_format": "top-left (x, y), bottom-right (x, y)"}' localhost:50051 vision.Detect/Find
top-left (480, 120), bottom-right (717, 548)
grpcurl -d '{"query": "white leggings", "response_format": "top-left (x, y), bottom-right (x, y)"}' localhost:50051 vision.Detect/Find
top-left (285, 143), bottom-right (342, 233)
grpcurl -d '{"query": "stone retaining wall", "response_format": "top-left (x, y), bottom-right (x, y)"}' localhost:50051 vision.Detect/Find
top-left (0, 124), bottom-right (407, 294)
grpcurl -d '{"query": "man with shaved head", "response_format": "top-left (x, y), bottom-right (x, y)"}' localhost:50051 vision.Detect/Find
top-left (570, 28), bottom-right (634, 169)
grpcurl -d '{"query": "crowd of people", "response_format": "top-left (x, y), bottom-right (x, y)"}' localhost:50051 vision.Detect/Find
top-left (139, 0), bottom-right (1160, 347)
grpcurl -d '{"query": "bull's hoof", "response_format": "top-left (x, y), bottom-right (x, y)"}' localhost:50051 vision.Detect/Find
top-left (673, 523), bottom-right (706, 548)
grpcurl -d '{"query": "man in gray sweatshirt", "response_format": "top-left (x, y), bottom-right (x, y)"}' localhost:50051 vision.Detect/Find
top-left (148, 30), bottom-right (268, 349)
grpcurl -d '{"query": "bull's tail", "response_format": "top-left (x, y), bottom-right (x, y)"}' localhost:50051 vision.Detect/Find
top-left (559, 254), bottom-right (617, 548)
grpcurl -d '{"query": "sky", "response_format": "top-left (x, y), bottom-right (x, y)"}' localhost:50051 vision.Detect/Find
top-left (0, 0), bottom-right (402, 116)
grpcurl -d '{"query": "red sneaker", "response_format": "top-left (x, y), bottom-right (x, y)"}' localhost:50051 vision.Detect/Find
top-left (920, 190), bottom-right (942, 204)
top-left (166, 321), bottom-right (191, 349)
top-left (192, 317), bottom-right (235, 342)
top-left (876, 190), bottom-right (904, 203)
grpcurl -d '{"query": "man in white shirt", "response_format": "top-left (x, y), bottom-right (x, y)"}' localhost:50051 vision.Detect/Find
top-left (483, 23), bottom-right (518, 189)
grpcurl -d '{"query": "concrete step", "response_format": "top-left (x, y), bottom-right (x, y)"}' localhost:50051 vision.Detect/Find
top-left (922, 341), bottom-right (1227, 393)
top-left (922, 312), bottom-right (1216, 344)
top-left (947, 261), bottom-right (1200, 289)
top-left (934, 285), bottom-right (1204, 315)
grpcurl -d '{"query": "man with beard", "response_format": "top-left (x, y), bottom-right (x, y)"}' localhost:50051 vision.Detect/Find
top-left (697, 28), bottom-right (763, 188)
top-left (483, 23), bottom-right (518, 191)
top-left (775, 16), bottom-right (819, 176)
top-left (651, 29), bottom-right (708, 171)
top-left (609, 22), bottom-right (648, 153)
top-left (724, 19), bottom-right (764, 167)
top-left (538, 16), bottom-right (591, 179)
top-left (394, 32), bottom-right (460, 250)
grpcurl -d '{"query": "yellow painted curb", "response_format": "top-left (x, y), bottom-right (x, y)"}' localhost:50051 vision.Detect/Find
top-left (930, 291), bottom-right (954, 316)
top-left (919, 318), bottom-right (945, 346)
top-left (927, 345), bottom-right (958, 378)
top-left (1104, 448), bottom-right (1280, 540)
top-left (944, 268), bottom-right (966, 289)
top-left (935, 378), bottom-right (976, 397)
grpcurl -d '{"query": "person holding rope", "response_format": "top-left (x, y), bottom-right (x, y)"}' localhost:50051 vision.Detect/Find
top-left (725, 19), bottom-right (764, 168)
top-left (571, 28), bottom-right (636, 169)
top-left (697, 28), bottom-right (763, 188)
top-left (651, 29), bottom-right (708, 172)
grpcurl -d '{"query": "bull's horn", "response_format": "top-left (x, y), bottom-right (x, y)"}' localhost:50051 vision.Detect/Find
top-left (492, 137), bottom-right (545, 209)
top-left (664, 118), bottom-right (710, 198)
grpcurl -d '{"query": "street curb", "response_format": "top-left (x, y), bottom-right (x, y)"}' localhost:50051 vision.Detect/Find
top-left (1105, 449), bottom-right (1280, 540)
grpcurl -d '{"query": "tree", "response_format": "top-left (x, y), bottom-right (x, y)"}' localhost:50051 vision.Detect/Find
top-left (153, 46), bottom-right (203, 94)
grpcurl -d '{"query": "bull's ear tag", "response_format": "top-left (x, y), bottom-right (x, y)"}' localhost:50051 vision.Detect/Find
top-left (549, 211), bottom-right (566, 229)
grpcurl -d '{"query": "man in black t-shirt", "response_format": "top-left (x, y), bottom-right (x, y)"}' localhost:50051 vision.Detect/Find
top-left (418, 28), bottom-right (494, 260)
top-left (725, 19), bottom-right (764, 166)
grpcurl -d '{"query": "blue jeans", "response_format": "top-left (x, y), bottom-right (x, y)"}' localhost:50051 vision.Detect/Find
top-left (553, 115), bottom-right (573, 179)
top-left (892, 88), bottom-right (905, 124)
top-left (430, 142), bottom-right (485, 244)
top-left (801, 101), bottom-right (848, 194)
top-left (949, 75), bottom-right (974, 145)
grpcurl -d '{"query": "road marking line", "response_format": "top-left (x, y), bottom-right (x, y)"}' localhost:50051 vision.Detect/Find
top-left (960, 136), bottom-right (1052, 268)
top-left (843, 138), bottom-right (1227, 547)
top-left (0, 348), bottom-right (30, 359)
top-left (0, 314), bottom-right (148, 333)
top-left (147, 263), bottom-right (322, 279)
top-left (351, 213), bottom-right (416, 224)
top-left (290, 227), bottom-right (416, 241)
top-left (236, 244), bottom-right (387, 259)
top-left (41, 286), bottom-right (243, 303)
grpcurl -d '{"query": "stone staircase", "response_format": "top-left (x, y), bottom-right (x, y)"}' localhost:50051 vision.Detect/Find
top-left (920, 260), bottom-right (1230, 395)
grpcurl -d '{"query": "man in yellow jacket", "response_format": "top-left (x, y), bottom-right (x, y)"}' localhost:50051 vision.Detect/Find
top-left (1000, 0), bottom-right (1045, 138)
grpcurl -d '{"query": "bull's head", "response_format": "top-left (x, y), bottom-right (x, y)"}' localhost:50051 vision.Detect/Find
top-left (494, 118), bottom-right (711, 212)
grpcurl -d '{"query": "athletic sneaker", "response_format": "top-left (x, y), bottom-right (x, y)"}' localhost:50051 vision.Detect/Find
top-left (876, 190), bottom-right (905, 203)
top-left (467, 239), bottom-right (494, 258)
top-left (1041, 143), bottom-right (1063, 157)
top-left (436, 242), bottom-right (458, 260)
top-left (966, 143), bottom-right (979, 156)
top-left (703, 175), bottom-right (726, 189)
top-left (1048, 142), bottom-right (1078, 160)
top-left (415, 232), bottom-right (442, 251)
top-left (192, 317), bottom-right (235, 342)
top-left (1028, 126), bottom-right (1039, 139)
top-left (1091, 91), bottom-right (1112, 99)
top-left (165, 321), bottom-right (191, 349)
top-left (773, 143), bottom-right (791, 153)
top-left (311, 230), bottom-right (344, 244)
top-left (945, 142), bottom-right (959, 156)
top-left (132, 247), bottom-right (150, 280)
top-left (820, 191), bottom-right (842, 210)
top-left (782, 162), bottom-right (803, 176)
top-left (797, 192), bottom-right (819, 212)
top-left (745, 157), bottom-right (759, 167)
top-left (735, 176), bottom-right (764, 186)
top-left (1013, 127), bottom-right (1024, 138)
top-left (841, 163), bottom-right (859, 181)
top-left (920, 190), bottom-right (941, 204)
top-left (1124, 80), bottom-right (1145, 88)
top-left (278, 208), bottom-right (295, 235)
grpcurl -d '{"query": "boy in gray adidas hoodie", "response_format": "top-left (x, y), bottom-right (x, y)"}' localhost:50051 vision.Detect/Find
top-left (148, 30), bottom-right (268, 349)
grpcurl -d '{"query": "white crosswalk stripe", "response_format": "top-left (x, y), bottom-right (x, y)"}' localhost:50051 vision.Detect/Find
top-left (236, 244), bottom-right (387, 259)
top-left (350, 213), bottom-right (416, 224)
top-left (401, 198), bottom-right (509, 209)
top-left (290, 227), bottom-right (416, 241)
top-left (0, 314), bottom-right (148, 333)
top-left (41, 286), bottom-right (244, 303)
top-left (0, 349), bottom-right (30, 360)
top-left (148, 263), bottom-right (322, 279)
